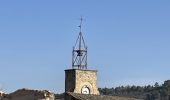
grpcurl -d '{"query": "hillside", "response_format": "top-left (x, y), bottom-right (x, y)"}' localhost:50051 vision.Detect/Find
top-left (99, 80), bottom-right (170, 100)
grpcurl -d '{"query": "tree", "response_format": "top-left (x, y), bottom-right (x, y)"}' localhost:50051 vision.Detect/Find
top-left (154, 82), bottom-right (159, 88)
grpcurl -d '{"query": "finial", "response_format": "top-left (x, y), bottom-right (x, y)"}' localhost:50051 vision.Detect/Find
top-left (79, 17), bottom-right (83, 32)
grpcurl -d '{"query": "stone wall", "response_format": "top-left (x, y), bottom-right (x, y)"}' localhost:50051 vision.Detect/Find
top-left (74, 69), bottom-right (99, 95)
top-left (65, 69), bottom-right (76, 93)
top-left (65, 69), bottom-right (99, 95)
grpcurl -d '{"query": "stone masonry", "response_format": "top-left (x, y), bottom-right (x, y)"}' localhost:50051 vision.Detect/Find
top-left (65, 69), bottom-right (99, 95)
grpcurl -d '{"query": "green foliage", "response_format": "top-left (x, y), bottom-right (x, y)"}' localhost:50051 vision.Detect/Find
top-left (99, 80), bottom-right (170, 100)
top-left (55, 93), bottom-right (65, 99)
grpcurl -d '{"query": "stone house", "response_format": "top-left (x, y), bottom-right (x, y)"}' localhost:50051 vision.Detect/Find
top-left (0, 91), bottom-right (5, 100)
top-left (2, 88), bottom-right (55, 100)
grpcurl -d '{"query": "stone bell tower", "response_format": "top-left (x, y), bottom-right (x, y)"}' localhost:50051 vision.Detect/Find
top-left (65, 18), bottom-right (99, 95)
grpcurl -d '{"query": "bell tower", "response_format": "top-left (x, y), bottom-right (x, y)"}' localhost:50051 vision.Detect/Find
top-left (65, 18), bottom-right (99, 95)
top-left (72, 17), bottom-right (87, 69)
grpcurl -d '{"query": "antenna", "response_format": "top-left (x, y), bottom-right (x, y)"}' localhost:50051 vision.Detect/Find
top-left (72, 17), bottom-right (87, 69)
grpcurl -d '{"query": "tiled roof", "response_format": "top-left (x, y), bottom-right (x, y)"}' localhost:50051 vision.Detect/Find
top-left (66, 92), bottom-right (142, 100)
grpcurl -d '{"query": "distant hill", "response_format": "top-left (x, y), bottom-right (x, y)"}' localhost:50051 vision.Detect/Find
top-left (99, 80), bottom-right (170, 100)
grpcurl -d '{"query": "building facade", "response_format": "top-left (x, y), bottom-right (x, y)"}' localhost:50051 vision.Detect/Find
top-left (65, 69), bottom-right (99, 95)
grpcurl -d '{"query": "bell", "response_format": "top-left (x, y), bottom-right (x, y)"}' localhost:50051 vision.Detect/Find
top-left (77, 50), bottom-right (83, 56)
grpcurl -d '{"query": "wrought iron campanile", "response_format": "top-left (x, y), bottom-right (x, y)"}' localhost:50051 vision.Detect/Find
top-left (72, 17), bottom-right (87, 69)
top-left (65, 18), bottom-right (99, 97)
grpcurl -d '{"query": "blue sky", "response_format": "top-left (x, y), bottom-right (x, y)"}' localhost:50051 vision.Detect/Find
top-left (0, 0), bottom-right (170, 93)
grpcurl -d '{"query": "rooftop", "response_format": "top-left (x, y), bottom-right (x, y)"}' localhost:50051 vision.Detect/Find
top-left (66, 92), bottom-right (142, 100)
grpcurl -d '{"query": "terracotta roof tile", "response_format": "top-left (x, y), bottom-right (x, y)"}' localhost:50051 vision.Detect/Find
top-left (66, 92), bottom-right (142, 100)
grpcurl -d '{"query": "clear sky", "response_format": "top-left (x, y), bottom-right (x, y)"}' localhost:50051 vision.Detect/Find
top-left (0, 0), bottom-right (170, 93)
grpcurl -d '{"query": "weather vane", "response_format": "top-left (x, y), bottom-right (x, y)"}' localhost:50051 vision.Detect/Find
top-left (79, 17), bottom-right (83, 32)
